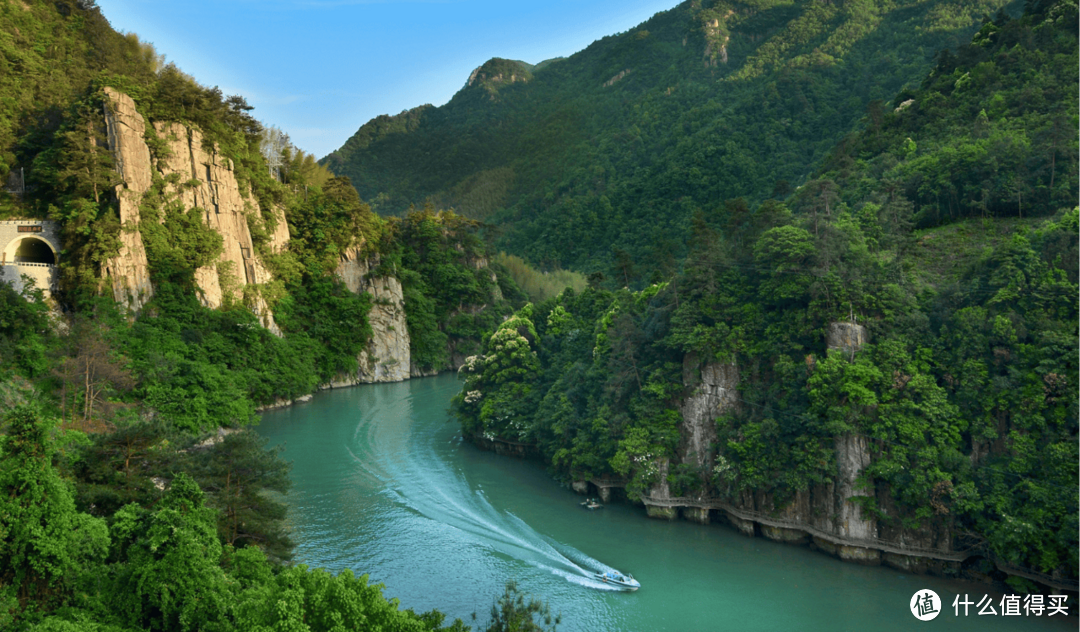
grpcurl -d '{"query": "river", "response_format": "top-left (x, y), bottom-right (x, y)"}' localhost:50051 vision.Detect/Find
top-left (255, 374), bottom-right (1071, 631)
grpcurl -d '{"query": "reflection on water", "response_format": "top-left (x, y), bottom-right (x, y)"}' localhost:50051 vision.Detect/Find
top-left (257, 375), bottom-right (1071, 632)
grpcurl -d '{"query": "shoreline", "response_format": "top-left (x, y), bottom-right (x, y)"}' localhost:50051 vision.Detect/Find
top-left (465, 433), bottom-right (1078, 598)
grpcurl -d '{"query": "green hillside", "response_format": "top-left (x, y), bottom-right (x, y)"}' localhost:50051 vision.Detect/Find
top-left (0, 1), bottom-right (511, 628)
top-left (453, 0), bottom-right (1078, 589)
top-left (325, 0), bottom-right (1019, 275)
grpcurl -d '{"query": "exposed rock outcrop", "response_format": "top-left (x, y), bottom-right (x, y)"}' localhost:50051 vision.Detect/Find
top-left (603, 69), bottom-right (631, 87)
top-left (153, 121), bottom-right (284, 333)
top-left (725, 433), bottom-right (884, 563)
top-left (360, 275), bottom-right (410, 382)
top-left (701, 12), bottom-right (732, 66)
top-left (679, 354), bottom-right (738, 474)
top-left (101, 87), bottom-right (153, 312)
top-left (644, 355), bottom-right (738, 520)
top-left (335, 247), bottom-right (411, 383)
top-left (100, 88), bottom-right (288, 330)
top-left (826, 321), bottom-right (868, 356)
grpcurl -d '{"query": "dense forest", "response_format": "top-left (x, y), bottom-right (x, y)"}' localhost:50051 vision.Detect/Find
top-left (0, 0), bottom-right (551, 629)
top-left (324, 0), bottom-right (1026, 278)
top-left (0, 0), bottom-right (1075, 628)
top-left (453, 0), bottom-right (1078, 592)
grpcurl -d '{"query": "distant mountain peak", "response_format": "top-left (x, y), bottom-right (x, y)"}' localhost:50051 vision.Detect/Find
top-left (466, 58), bottom-right (534, 97)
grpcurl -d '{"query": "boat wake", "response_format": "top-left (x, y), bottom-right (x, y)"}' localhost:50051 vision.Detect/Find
top-left (351, 405), bottom-right (625, 591)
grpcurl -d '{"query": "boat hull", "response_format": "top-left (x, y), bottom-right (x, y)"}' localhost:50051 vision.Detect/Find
top-left (593, 573), bottom-right (640, 591)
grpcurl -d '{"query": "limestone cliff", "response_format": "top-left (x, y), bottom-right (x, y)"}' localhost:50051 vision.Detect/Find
top-left (679, 354), bottom-right (738, 474)
top-left (100, 88), bottom-right (288, 331)
top-left (335, 246), bottom-right (411, 384)
top-left (153, 121), bottom-right (284, 332)
top-left (826, 321), bottom-right (868, 356)
top-left (645, 355), bottom-right (738, 519)
top-left (643, 324), bottom-right (947, 566)
top-left (101, 87), bottom-right (153, 312)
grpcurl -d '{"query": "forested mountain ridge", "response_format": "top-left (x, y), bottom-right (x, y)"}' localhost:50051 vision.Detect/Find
top-left (453, 0), bottom-right (1077, 592)
top-left (325, 0), bottom-right (1019, 275)
top-left (0, 1), bottom-right (528, 628)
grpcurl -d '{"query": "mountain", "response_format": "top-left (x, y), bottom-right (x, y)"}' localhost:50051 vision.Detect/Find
top-left (325, 0), bottom-right (1019, 274)
top-left (452, 0), bottom-right (1078, 591)
top-left (0, 1), bottom-right (516, 628)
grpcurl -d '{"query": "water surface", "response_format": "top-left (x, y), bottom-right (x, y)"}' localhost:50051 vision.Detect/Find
top-left (256, 375), bottom-right (1070, 631)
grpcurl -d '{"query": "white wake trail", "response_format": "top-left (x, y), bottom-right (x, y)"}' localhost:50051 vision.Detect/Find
top-left (353, 409), bottom-right (619, 589)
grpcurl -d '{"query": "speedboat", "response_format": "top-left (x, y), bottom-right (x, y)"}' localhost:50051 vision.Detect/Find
top-left (593, 570), bottom-right (640, 591)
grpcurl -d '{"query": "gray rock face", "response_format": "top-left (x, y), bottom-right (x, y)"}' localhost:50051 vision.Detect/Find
top-left (336, 247), bottom-right (411, 383)
top-left (647, 356), bottom-right (739, 505)
top-left (360, 275), bottom-right (410, 382)
top-left (100, 88), bottom-right (288, 329)
top-left (826, 321), bottom-right (868, 356)
top-left (101, 88), bottom-right (154, 312)
top-left (732, 434), bottom-right (889, 554)
top-left (679, 355), bottom-right (738, 473)
top-left (834, 433), bottom-right (875, 540)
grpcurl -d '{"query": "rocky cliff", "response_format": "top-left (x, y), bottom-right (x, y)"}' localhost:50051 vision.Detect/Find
top-left (646, 355), bottom-right (739, 520)
top-left (679, 354), bottom-right (738, 473)
top-left (101, 87), bottom-right (153, 313)
top-left (826, 320), bottom-right (868, 356)
top-left (644, 321), bottom-right (954, 566)
top-left (101, 88), bottom-right (287, 331)
top-left (334, 246), bottom-right (411, 384)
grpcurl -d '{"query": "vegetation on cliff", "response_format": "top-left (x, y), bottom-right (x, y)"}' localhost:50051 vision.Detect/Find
top-left (454, 0), bottom-right (1078, 589)
top-left (0, 1), bottom-right (523, 629)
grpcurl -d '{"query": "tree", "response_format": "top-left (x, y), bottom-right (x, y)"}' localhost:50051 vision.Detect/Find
top-left (55, 101), bottom-right (120, 205)
top-left (0, 406), bottom-right (109, 622)
top-left (109, 474), bottom-right (232, 632)
top-left (71, 419), bottom-right (170, 518)
top-left (0, 280), bottom-right (53, 377)
top-left (190, 431), bottom-right (293, 562)
top-left (481, 580), bottom-right (559, 632)
top-left (53, 318), bottom-right (133, 425)
top-left (795, 179), bottom-right (839, 236)
top-left (610, 248), bottom-right (636, 288)
top-left (258, 125), bottom-right (290, 181)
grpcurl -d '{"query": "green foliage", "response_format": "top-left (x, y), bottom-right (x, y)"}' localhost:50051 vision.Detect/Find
top-left (385, 206), bottom-right (510, 373)
top-left (820, 3), bottom-right (1079, 225)
top-left (285, 176), bottom-right (382, 272)
top-left (454, 305), bottom-right (541, 441)
top-left (0, 3), bottom-right (530, 629)
top-left (491, 253), bottom-right (586, 304)
top-left (119, 290), bottom-right (278, 432)
top-left (455, 1), bottom-right (1078, 583)
top-left (139, 192), bottom-right (224, 288)
top-left (185, 432), bottom-right (293, 563)
top-left (274, 271), bottom-right (373, 383)
top-left (232, 558), bottom-right (455, 632)
top-left (480, 580), bottom-right (559, 632)
top-left (326, 0), bottom-right (1018, 281)
top-left (0, 1), bottom-right (159, 218)
top-left (0, 281), bottom-right (53, 377)
top-left (2, 419), bottom-right (470, 630)
top-left (0, 406), bottom-right (108, 625)
top-left (109, 474), bottom-right (232, 632)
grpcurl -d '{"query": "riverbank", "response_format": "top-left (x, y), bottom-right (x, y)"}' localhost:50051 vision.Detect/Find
top-left (538, 451), bottom-right (1079, 598)
top-left (259, 376), bottom-right (1076, 631)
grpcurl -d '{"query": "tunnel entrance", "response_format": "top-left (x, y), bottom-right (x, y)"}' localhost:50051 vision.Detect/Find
top-left (11, 237), bottom-right (55, 264)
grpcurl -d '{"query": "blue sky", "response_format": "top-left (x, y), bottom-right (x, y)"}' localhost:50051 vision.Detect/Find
top-left (96, 0), bottom-right (679, 158)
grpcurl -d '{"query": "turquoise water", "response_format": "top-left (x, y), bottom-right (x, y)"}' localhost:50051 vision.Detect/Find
top-left (256, 375), bottom-right (1072, 631)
